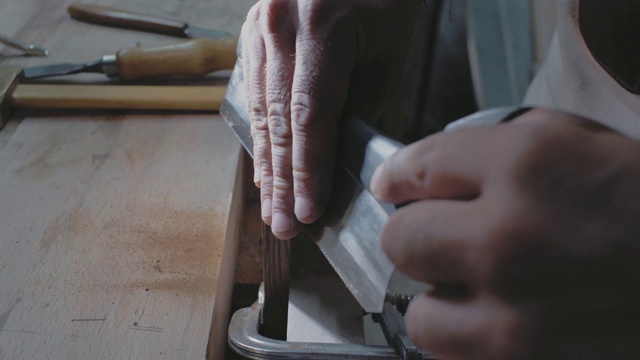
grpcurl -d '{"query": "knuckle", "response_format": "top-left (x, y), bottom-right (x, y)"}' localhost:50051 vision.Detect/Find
top-left (511, 111), bottom-right (573, 154)
top-left (292, 166), bottom-right (314, 183)
top-left (290, 93), bottom-right (315, 126)
top-left (249, 103), bottom-right (266, 118)
top-left (259, 162), bottom-right (272, 178)
top-left (249, 107), bottom-right (269, 129)
top-left (272, 176), bottom-right (293, 192)
top-left (267, 114), bottom-right (292, 141)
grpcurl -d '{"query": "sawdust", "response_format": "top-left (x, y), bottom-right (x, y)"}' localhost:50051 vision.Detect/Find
top-left (40, 203), bottom-right (229, 297)
top-left (107, 205), bottom-right (228, 296)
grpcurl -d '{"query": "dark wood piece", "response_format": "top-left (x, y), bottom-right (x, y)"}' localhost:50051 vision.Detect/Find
top-left (261, 223), bottom-right (291, 340)
top-left (234, 155), bottom-right (264, 285)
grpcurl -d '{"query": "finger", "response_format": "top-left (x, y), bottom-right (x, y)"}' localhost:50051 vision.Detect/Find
top-left (381, 200), bottom-right (485, 286)
top-left (245, 6), bottom-right (273, 225)
top-left (371, 128), bottom-right (496, 204)
top-left (406, 294), bottom-right (527, 360)
top-left (262, 0), bottom-right (301, 239)
top-left (290, 21), bottom-right (356, 224)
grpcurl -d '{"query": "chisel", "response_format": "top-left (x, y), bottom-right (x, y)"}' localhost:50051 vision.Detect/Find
top-left (22, 38), bottom-right (237, 81)
top-left (68, 3), bottom-right (231, 39)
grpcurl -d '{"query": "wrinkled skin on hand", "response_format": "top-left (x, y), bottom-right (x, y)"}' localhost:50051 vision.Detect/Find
top-left (241, 0), bottom-right (421, 239)
top-left (372, 109), bottom-right (640, 359)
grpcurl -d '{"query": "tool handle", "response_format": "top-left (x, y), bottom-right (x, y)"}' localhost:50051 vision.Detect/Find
top-left (116, 38), bottom-right (237, 80)
top-left (10, 84), bottom-right (226, 111)
top-left (68, 3), bottom-right (188, 37)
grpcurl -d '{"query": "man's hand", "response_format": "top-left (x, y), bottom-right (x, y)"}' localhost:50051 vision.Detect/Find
top-left (241, 0), bottom-right (420, 239)
top-left (372, 109), bottom-right (640, 359)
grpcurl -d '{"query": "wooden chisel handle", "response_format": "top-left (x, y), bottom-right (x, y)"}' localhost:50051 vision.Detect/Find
top-left (10, 84), bottom-right (226, 111)
top-left (116, 38), bottom-right (237, 80)
top-left (68, 3), bottom-right (188, 37)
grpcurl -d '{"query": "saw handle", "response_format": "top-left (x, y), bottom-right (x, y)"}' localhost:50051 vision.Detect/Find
top-left (115, 38), bottom-right (237, 80)
top-left (68, 3), bottom-right (188, 37)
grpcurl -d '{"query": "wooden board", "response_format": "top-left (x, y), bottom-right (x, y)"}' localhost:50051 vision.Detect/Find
top-left (0, 117), bottom-right (242, 359)
top-left (0, 0), bottom-right (255, 358)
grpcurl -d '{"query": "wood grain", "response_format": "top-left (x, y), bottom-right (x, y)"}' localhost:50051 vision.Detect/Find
top-left (0, 0), bottom-right (255, 359)
top-left (0, 118), bottom-right (242, 359)
top-left (10, 84), bottom-right (226, 110)
top-left (116, 38), bottom-right (237, 80)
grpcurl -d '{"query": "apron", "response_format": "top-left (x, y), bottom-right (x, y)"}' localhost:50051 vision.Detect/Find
top-left (523, 0), bottom-right (640, 138)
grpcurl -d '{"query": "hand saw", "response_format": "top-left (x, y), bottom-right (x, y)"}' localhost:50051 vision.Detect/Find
top-left (220, 43), bottom-right (524, 313)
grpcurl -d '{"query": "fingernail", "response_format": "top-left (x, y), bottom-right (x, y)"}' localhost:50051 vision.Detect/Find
top-left (370, 164), bottom-right (384, 197)
top-left (271, 212), bottom-right (291, 233)
top-left (295, 197), bottom-right (312, 221)
top-left (262, 198), bottom-right (272, 220)
top-left (254, 167), bottom-right (261, 185)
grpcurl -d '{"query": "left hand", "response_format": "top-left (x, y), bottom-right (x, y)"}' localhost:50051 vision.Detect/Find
top-left (240, 0), bottom-right (421, 239)
top-left (371, 109), bottom-right (640, 359)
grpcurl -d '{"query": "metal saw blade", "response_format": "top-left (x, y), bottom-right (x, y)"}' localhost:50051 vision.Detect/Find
top-left (221, 60), bottom-right (401, 313)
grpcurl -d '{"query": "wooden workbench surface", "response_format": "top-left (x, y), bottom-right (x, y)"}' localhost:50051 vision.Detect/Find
top-left (0, 1), bottom-right (254, 359)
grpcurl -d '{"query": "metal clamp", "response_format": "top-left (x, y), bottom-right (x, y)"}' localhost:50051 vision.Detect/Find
top-left (228, 289), bottom-right (434, 360)
top-left (374, 303), bottom-right (432, 360)
top-left (229, 300), bottom-right (400, 360)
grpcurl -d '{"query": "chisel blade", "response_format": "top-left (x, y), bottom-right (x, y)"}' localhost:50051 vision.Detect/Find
top-left (22, 60), bottom-right (105, 80)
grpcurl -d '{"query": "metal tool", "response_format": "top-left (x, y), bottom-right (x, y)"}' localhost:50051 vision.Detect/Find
top-left (22, 38), bottom-right (236, 80)
top-left (228, 283), bottom-right (432, 360)
top-left (226, 107), bottom-right (526, 359)
top-left (0, 65), bottom-right (225, 130)
top-left (223, 60), bottom-right (402, 313)
top-left (373, 303), bottom-right (432, 360)
top-left (221, 42), bottom-right (524, 314)
top-left (68, 3), bottom-right (232, 39)
top-left (0, 34), bottom-right (49, 57)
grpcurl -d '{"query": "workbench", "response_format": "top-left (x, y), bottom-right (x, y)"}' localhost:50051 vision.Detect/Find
top-left (0, 1), bottom-right (254, 359)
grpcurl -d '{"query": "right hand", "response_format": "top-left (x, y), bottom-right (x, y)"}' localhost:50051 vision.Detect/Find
top-left (372, 109), bottom-right (640, 359)
top-left (240, 0), bottom-right (422, 239)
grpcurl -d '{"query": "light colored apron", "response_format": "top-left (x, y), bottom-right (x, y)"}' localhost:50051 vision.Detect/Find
top-left (524, 0), bottom-right (640, 138)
